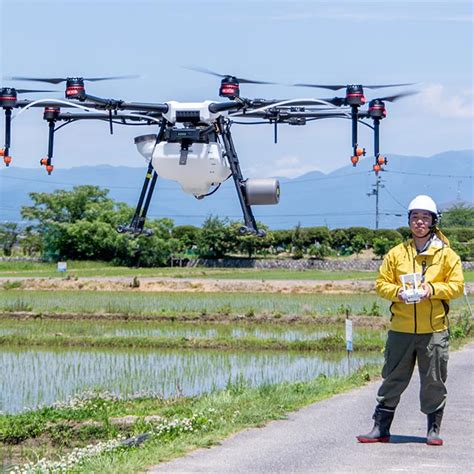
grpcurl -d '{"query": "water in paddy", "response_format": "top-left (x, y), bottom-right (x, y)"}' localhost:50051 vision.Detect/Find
top-left (0, 346), bottom-right (382, 414)
top-left (0, 319), bottom-right (381, 341)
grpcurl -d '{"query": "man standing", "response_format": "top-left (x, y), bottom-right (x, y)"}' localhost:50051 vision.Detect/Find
top-left (357, 195), bottom-right (464, 446)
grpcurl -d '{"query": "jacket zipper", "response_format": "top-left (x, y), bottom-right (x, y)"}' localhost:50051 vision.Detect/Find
top-left (413, 252), bottom-right (417, 334)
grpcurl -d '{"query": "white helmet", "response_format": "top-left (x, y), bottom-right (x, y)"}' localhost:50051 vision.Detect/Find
top-left (408, 195), bottom-right (440, 225)
top-left (408, 195), bottom-right (438, 214)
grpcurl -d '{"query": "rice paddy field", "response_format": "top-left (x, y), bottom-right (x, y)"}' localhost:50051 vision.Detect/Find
top-left (1, 288), bottom-right (472, 415)
top-left (1, 263), bottom-right (472, 472)
top-left (0, 290), bottom-right (390, 316)
top-left (1, 345), bottom-right (383, 414)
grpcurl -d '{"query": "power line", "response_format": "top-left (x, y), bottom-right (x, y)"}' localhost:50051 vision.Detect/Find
top-left (383, 185), bottom-right (407, 210)
top-left (385, 170), bottom-right (473, 179)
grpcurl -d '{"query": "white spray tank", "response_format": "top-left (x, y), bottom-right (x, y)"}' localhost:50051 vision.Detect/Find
top-left (134, 134), bottom-right (231, 196)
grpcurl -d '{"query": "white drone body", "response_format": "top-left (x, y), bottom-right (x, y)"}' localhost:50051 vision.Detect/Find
top-left (135, 100), bottom-right (232, 196)
top-left (135, 101), bottom-right (279, 203)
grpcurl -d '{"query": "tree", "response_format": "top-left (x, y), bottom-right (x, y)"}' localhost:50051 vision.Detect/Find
top-left (19, 226), bottom-right (43, 256)
top-left (373, 237), bottom-right (395, 257)
top-left (291, 223), bottom-right (305, 259)
top-left (231, 222), bottom-right (272, 258)
top-left (172, 225), bottom-right (201, 254)
top-left (21, 185), bottom-right (111, 225)
top-left (20, 185), bottom-right (177, 264)
top-left (0, 223), bottom-right (20, 256)
top-left (196, 216), bottom-right (236, 258)
top-left (441, 204), bottom-right (474, 228)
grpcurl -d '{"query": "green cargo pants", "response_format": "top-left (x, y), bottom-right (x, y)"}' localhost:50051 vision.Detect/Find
top-left (376, 330), bottom-right (449, 414)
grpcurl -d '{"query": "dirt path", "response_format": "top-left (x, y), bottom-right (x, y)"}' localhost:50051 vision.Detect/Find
top-left (2, 276), bottom-right (473, 295)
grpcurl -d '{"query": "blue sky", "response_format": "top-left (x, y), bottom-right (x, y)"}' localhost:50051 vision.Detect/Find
top-left (0, 0), bottom-right (473, 177)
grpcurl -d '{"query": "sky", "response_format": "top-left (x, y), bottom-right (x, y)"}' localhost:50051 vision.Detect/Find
top-left (0, 0), bottom-right (472, 180)
top-left (0, 0), bottom-right (474, 203)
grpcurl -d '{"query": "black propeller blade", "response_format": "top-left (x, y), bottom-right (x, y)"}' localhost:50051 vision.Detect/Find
top-left (184, 66), bottom-right (274, 85)
top-left (376, 90), bottom-right (419, 102)
top-left (8, 75), bottom-right (138, 85)
top-left (293, 82), bottom-right (415, 91)
top-left (15, 88), bottom-right (56, 93)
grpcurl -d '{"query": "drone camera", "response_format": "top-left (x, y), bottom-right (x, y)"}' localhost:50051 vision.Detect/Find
top-left (373, 164), bottom-right (382, 173)
top-left (350, 155), bottom-right (359, 166)
top-left (244, 178), bottom-right (280, 205)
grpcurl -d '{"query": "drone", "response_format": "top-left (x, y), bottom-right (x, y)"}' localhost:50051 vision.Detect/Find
top-left (0, 68), bottom-right (415, 235)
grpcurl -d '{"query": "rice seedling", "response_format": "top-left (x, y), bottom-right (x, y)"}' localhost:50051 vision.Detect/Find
top-left (0, 346), bottom-right (382, 415)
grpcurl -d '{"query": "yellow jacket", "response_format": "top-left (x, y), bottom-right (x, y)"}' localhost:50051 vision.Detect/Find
top-left (376, 232), bottom-right (464, 334)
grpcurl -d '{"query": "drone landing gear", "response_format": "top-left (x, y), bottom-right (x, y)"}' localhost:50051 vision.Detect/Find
top-left (117, 162), bottom-right (157, 236)
top-left (218, 118), bottom-right (264, 236)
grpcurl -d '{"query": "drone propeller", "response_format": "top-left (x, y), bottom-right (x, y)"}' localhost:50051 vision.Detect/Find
top-left (8, 75), bottom-right (138, 85)
top-left (8, 88), bottom-right (56, 93)
top-left (292, 82), bottom-right (415, 91)
top-left (375, 90), bottom-right (419, 102)
top-left (184, 66), bottom-right (274, 85)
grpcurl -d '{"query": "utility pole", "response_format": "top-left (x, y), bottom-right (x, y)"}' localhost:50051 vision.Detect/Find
top-left (367, 173), bottom-right (384, 229)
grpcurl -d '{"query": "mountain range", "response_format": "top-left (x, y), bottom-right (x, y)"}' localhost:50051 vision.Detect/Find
top-left (1, 150), bottom-right (472, 230)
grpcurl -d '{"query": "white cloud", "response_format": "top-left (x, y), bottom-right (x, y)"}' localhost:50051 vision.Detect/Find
top-left (417, 84), bottom-right (474, 118)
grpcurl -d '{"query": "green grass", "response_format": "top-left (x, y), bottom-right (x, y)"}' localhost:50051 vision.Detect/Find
top-left (0, 260), bottom-right (472, 281)
top-left (0, 260), bottom-right (373, 280)
top-left (1, 364), bottom-right (382, 472)
top-left (0, 333), bottom-right (385, 352)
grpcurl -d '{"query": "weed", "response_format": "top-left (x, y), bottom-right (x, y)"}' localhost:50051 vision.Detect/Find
top-left (450, 310), bottom-right (473, 339)
top-left (226, 374), bottom-right (247, 396)
top-left (2, 299), bottom-right (33, 312)
top-left (358, 301), bottom-right (382, 317)
top-left (217, 304), bottom-right (232, 316)
top-left (130, 276), bottom-right (141, 289)
top-left (245, 308), bottom-right (255, 318)
top-left (2, 280), bottom-right (22, 290)
top-left (336, 304), bottom-right (352, 315)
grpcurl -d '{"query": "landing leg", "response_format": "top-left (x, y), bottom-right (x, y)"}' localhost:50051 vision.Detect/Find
top-left (217, 117), bottom-right (263, 235)
top-left (117, 162), bottom-right (158, 236)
